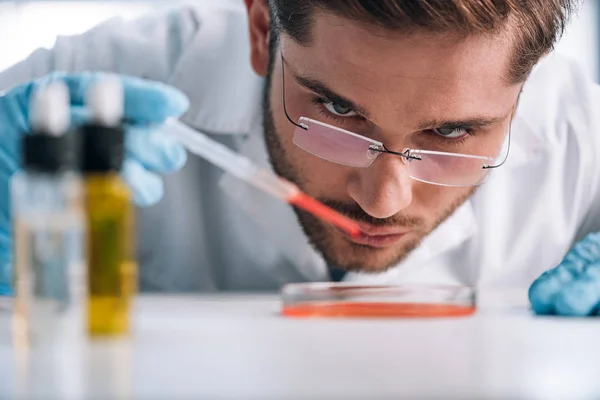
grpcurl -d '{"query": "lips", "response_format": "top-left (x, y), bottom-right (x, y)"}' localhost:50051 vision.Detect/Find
top-left (356, 223), bottom-right (408, 237)
top-left (341, 222), bottom-right (409, 248)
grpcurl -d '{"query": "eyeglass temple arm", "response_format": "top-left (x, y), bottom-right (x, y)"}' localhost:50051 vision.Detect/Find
top-left (482, 110), bottom-right (514, 170)
top-left (281, 52), bottom-right (308, 131)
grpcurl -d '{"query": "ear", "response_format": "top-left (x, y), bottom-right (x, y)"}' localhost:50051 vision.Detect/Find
top-left (245, 0), bottom-right (271, 77)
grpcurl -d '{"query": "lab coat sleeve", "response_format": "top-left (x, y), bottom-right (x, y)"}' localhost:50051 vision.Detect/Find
top-left (0, 5), bottom-right (201, 91)
top-left (517, 54), bottom-right (600, 250)
top-left (575, 79), bottom-right (600, 237)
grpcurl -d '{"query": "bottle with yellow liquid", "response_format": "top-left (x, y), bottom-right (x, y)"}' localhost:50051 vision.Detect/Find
top-left (81, 77), bottom-right (137, 336)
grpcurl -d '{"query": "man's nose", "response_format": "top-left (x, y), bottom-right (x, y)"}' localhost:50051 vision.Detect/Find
top-left (346, 155), bottom-right (413, 219)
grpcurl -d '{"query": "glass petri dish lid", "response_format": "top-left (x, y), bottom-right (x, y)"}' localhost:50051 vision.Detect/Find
top-left (281, 282), bottom-right (476, 318)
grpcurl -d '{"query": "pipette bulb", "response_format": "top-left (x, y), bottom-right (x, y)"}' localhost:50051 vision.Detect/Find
top-left (87, 76), bottom-right (124, 127)
top-left (29, 81), bottom-right (70, 136)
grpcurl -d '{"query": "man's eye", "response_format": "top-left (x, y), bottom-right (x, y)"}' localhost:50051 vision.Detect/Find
top-left (432, 127), bottom-right (468, 139)
top-left (323, 101), bottom-right (358, 117)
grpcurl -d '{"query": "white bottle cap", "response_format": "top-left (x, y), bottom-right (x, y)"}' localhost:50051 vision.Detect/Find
top-left (29, 81), bottom-right (70, 136)
top-left (86, 76), bottom-right (124, 127)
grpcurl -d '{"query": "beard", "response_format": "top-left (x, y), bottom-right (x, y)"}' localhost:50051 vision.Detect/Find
top-left (261, 38), bottom-right (476, 274)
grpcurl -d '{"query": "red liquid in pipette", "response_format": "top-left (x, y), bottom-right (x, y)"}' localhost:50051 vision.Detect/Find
top-left (288, 192), bottom-right (361, 238)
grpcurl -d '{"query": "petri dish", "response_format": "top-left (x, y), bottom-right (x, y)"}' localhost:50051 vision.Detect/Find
top-left (280, 283), bottom-right (476, 318)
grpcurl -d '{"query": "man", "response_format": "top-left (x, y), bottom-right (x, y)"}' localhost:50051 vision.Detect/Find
top-left (0, 0), bottom-right (597, 315)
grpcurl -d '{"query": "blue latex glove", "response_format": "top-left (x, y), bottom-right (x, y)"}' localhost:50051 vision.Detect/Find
top-left (529, 232), bottom-right (600, 316)
top-left (0, 72), bottom-right (190, 295)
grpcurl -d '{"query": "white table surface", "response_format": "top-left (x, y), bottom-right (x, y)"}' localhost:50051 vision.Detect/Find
top-left (1, 289), bottom-right (600, 400)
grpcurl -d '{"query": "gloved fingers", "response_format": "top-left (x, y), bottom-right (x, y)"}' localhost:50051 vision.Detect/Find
top-left (70, 107), bottom-right (187, 175)
top-left (0, 232), bottom-right (12, 296)
top-left (69, 105), bottom-right (91, 127)
top-left (0, 167), bottom-right (12, 230)
top-left (120, 158), bottom-right (164, 207)
top-left (125, 125), bottom-right (187, 173)
top-left (529, 256), bottom-right (582, 315)
top-left (553, 264), bottom-right (600, 316)
top-left (56, 72), bottom-right (189, 123)
top-left (6, 72), bottom-right (189, 145)
top-left (529, 270), bottom-right (564, 315)
top-left (0, 86), bottom-right (30, 137)
top-left (589, 265), bottom-right (600, 316)
top-left (0, 144), bottom-right (19, 176)
top-left (121, 78), bottom-right (189, 124)
top-left (530, 238), bottom-right (600, 316)
top-left (562, 232), bottom-right (600, 272)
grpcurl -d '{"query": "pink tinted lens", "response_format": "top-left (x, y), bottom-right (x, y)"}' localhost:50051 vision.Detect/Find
top-left (407, 151), bottom-right (492, 186)
top-left (293, 117), bottom-right (379, 168)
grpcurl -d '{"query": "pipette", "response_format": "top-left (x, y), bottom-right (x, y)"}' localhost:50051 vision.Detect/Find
top-left (164, 119), bottom-right (361, 238)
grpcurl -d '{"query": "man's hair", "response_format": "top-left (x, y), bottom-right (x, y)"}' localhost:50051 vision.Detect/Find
top-left (269, 0), bottom-right (580, 83)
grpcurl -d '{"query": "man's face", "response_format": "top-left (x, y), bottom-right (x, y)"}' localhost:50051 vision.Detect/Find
top-left (253, 9), bottom-right (522, 273)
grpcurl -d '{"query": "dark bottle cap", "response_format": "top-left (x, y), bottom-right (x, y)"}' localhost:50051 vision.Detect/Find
top-left (24, 81), bottom-right (76, 173)
top-left (23, 131), bottom-right (77, 173)
top-left (80, 123), bottom-right (125, 173)
top-left (81, 77), bottom-right (126, 173)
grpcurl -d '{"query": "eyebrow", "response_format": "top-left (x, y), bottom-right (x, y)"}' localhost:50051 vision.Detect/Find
top-left (285, 60), bottom-right (510, 131)
top-left (415, 114), bottom-right (510, 131)
top-left (290, 73), bottom-right (371, 118)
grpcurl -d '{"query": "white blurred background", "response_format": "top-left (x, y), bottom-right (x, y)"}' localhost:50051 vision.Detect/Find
top-left (0, 1), bottom-right (166, 72)
top-left (0, 0), bottom-right (598, 80)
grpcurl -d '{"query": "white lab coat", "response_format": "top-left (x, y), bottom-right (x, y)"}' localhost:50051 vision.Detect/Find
top-left (2, 1), bottom-right (600, 292)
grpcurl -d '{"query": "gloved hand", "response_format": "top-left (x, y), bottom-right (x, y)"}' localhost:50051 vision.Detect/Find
top-left (529, 232), bottom-right (600, 316)
top-left (0, 72), bottom-right (190, 295)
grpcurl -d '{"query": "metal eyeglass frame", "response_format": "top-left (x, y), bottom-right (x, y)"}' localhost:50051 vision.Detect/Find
top-left (279, 52), bottom-right (512, 174)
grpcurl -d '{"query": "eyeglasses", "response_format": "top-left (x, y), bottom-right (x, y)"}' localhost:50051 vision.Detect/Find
top-left (280, 53), bottom-right (512, 188)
